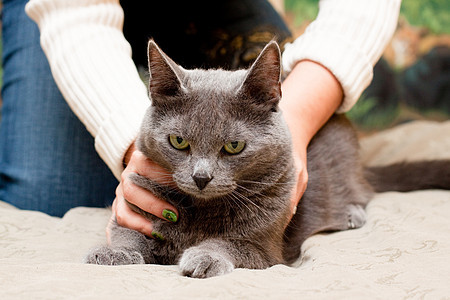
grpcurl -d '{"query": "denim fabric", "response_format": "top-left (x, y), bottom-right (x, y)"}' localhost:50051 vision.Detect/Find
top-left (0, 0), bottom-right (118, 217)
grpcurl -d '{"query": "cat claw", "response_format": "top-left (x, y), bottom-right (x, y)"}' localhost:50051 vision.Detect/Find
top-left (348, 219), bottom-right (355, 229)
top-left (346, 204), bottom-right (367, 229)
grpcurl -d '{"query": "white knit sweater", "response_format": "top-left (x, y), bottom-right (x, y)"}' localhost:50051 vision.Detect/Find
top-left (25, 0), bottom-right (401, 179)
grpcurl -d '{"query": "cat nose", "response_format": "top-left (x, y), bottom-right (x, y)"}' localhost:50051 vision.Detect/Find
top-left (192, 172), bottom-right (213, 190)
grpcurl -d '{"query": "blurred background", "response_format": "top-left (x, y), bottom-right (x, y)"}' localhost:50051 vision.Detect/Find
top-left (0, 1), bottom-right (448, 132)
top-left (277, 0), bottom-right (450, 132)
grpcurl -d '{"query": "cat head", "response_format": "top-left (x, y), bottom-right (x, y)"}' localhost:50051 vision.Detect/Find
top-left (137, 40), bottom-right (292, 200)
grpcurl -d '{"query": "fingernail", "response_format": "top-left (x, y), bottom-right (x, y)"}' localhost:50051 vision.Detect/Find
top-left (151, 231), bottom-right (165, 241)
top-left (162, 209), bottom-right (178, 223)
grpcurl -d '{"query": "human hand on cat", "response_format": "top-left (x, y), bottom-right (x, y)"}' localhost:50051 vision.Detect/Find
top-left (289, 151), bottom-right (308, 215)
top-left (280, 60), bottom-right (344, 216)
top-left (108, 143), bottom-right (178, 240)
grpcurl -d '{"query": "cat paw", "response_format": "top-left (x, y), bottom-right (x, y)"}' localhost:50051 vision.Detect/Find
top-left (347, 204), bottom-right (366, 229)
top-left (84, 246), bottom-right (145, 265)
top-left (179, 247), bottom-right (234, 278)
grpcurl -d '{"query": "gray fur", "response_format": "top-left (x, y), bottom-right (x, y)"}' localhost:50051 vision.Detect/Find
top-left (85, 40), bottom-right (450, 277)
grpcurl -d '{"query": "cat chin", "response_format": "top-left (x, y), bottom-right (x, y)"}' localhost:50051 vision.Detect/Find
top-left (176, 183), bottom-right (236, 200)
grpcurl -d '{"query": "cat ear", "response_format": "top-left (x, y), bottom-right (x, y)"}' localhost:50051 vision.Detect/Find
top-left (238, 41), bottom-right (282, 112)
top-left (147, 40), bottom-right (185, 103)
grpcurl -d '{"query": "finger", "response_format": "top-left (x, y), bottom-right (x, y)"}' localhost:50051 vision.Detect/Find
top-left (289, 157), bottom-right (308, 214)
top-left (297, 169), bottom-right (308, 199)
top-left (121, 175), bottom-right (178, 222)
top-left (128, 151), bottom-right (176, 187)
top-left (114, 185), bottom-right (154, 237)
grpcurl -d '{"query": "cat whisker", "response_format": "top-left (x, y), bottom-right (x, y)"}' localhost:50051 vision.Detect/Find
top-left (226, 192), bottom-right (254, 214)
top-left (237, 179), bottom-right (293, 186)
top-left (129, 172), bottom-right (175, 180)
top-left (154, 180), bottom-right (177, 186)
top-left (230, 189), bottom-right (273, 219)
top-left (223, 194), bottom-right (242, 213)
top-left (235, 184), bottom-right (268, 199)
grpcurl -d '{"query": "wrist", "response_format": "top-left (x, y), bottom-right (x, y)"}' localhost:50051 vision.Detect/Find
top-left (280, 60), bottom-right (343, 149)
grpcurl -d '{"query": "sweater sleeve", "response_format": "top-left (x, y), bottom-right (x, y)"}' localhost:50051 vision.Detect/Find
top-left (25, 0), bottom-right (150, 180)
top-left (282, 0), bottom-right (401, 113)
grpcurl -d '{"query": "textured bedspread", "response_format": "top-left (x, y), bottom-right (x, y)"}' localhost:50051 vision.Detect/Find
top-left (1, 120), bottom-right (449, 299)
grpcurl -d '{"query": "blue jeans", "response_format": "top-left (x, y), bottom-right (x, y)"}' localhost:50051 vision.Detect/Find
top-left (0, 0), bottom-right (118, 216)
top-left (0, 0), bottom-right (290, 217)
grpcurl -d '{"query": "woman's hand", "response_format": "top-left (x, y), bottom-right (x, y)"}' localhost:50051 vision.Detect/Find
top-left (288, 145), bottom-right (308, 215)
top-left (107, 144), bottom-right (178, 242)
top-left (281, 60), bottom-right (344, 214)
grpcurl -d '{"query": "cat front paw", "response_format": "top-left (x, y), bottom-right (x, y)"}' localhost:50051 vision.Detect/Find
top-left (179, 247), bottom-right (234, 278)
top-left (347, 204), bottom-right (367, 229)
top-left (84, 246), bottom-right (145, 265)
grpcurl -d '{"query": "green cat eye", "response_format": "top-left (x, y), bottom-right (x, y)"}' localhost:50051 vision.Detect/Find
top-left (223, 141), bottom-right (245, 154)
top-left (169, 135), bottom-right (189, 150)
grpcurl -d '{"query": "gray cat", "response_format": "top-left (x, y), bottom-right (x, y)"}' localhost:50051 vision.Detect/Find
top-left (85, 40), bottom-right (450, 278)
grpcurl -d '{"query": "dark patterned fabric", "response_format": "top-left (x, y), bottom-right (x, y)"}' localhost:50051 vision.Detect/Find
top-left (121, 0), bottom-right (292, 70)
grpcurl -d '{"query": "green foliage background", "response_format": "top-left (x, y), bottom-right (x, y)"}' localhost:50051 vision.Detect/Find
top-left (285, 0), bottom-right (318, 26)
top-left (400, 0), bottom-right (450, 34)
top-left (285, 0), bottom-right (450, 34)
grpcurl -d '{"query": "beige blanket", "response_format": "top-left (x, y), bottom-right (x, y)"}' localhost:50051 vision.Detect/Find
top-left (1, 120), bottom-right (449, 299)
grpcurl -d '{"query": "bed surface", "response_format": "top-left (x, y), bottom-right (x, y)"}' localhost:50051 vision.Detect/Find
top-left (1, 120), bottom-right (449, 299)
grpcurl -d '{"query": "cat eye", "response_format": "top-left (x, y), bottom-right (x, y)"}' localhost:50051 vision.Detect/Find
top-left (169, 135), bottom-right (190, 150)
top-left (223, 141), bottom-right (245, 154)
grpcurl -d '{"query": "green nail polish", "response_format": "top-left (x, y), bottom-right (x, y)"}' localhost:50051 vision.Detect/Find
top-left (162, 209), bottom-right (178, 223)
top-left (151, 231), bottom-right (165, 241)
